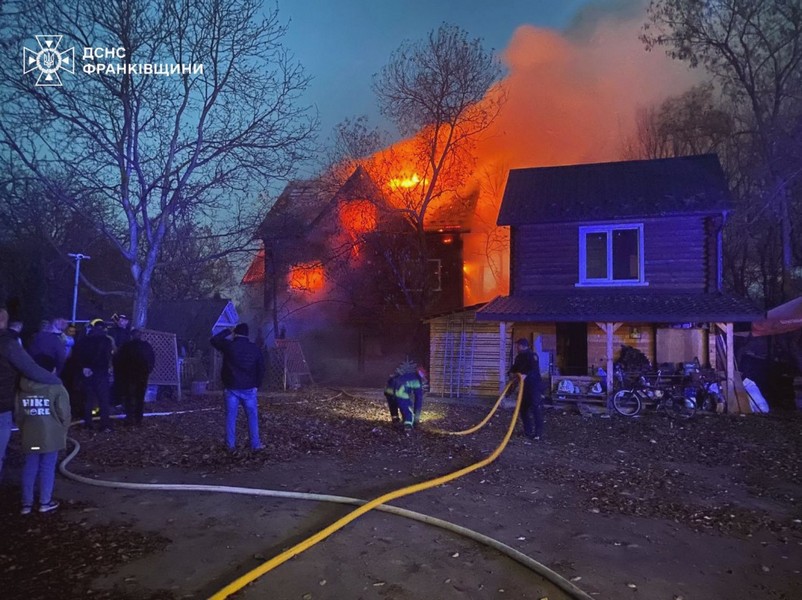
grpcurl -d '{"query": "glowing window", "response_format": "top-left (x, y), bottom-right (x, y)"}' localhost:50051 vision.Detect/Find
top-left (288, 262), bottom-right (325, 293)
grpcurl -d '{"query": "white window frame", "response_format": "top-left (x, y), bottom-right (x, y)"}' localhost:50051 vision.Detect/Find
top-left (576, 223), bottom-right (647, 287)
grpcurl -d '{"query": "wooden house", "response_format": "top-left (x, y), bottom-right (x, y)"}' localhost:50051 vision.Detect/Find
top-left (429, 154), bottom-right (761, 411)
top-left (241, 166), bottom-right (471, 382)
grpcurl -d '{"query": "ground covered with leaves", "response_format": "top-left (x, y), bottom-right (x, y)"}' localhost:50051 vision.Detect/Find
top-left (2, 390), bottom-right (801, 599)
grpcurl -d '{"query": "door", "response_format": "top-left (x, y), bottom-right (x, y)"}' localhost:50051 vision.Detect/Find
top-left (556, 322), bottom-right (588, 376)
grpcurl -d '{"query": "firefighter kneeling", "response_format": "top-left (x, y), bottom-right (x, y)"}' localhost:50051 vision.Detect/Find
top-left (384, 360), bottom-right (427, 434)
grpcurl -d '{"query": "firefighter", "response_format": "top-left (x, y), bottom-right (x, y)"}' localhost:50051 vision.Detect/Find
top-left (391, 360), bottom-right (426, 434)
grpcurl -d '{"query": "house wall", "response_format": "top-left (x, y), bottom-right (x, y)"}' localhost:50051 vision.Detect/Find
top-left (511, 215), bottom-right (711, 293)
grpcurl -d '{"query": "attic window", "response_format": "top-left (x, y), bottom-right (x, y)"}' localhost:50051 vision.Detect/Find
top-left (577, 224), bottom-right (646, 287)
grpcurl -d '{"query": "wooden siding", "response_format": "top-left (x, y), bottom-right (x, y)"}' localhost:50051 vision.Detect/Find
top-left (512, 216), bottom-right (712, 293)
top-left (429, 311), bottom-right (512, 398)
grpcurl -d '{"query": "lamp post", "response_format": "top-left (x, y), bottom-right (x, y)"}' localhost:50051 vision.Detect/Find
top-left (67, 253), bottom-right (90, 324)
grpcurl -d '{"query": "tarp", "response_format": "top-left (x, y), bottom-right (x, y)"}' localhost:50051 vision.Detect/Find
top-left (751, 296), bottom-right (802, 337)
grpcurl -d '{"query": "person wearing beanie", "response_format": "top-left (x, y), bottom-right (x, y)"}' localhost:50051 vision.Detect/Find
top-left (210, 323), bottom-right (265, 452)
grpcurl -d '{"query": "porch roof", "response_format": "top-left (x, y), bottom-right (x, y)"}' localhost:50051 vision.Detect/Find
top-left (476, 291), bottom-right (762, 323)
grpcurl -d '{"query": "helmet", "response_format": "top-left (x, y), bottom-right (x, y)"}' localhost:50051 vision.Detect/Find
top-left (395, 359), bottom-right (417, 375)
top-left (90, 318), bottom-right (106, 327)
top-left (590, 382), bottom-right (603, 394)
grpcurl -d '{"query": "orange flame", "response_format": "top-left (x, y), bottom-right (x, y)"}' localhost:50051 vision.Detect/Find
top-left (388, 173), bottom-right (428, 189)
top-left (288, 262), bottom-right (325, 293)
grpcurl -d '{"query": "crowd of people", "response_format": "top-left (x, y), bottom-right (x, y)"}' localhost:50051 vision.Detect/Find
top-left (0, 310), bottom-right (156, 514)
top-left (2, 307), bottom-right (545, 516)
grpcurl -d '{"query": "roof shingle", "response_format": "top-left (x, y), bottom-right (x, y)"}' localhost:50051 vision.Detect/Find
top-left (498, 154), bottom-right (731, 225)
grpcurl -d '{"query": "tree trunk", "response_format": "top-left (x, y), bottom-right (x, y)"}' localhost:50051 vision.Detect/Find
top-left (132, 273), bottom-right (151, 329)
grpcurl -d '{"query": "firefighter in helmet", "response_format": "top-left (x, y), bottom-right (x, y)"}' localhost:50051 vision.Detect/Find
top-left (385, 359), bottom-right (427, 434)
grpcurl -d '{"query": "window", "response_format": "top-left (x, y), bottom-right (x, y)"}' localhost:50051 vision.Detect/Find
top-left (578, 224), bottom-right (645, 286)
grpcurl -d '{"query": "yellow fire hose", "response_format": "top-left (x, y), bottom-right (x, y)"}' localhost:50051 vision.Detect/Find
top-left (209, 377), bottom-right (526, 599)
top-left (58, 380), bottom-right (595, 600)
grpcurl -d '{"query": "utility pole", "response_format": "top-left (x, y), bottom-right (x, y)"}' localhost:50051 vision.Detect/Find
top-left (68, 253), bottom-right (90, 324)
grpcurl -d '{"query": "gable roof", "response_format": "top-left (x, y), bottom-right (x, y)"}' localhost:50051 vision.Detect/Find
top-left (498, 154), bottom-right (732, 225)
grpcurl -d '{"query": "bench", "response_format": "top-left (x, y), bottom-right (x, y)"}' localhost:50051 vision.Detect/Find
top-left (550, 375), bottom-right (607, 404)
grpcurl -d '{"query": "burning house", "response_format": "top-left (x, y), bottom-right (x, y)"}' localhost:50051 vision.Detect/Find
top-left (241, 166), bottom-right (477, 383)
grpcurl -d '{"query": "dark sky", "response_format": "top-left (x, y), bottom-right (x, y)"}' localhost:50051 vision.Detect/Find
top-left (280, 0), bottom-right (603, 139)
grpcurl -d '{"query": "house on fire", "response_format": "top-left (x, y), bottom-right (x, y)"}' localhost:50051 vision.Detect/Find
top-left (241, 166), bottom-right (473, 381)
top-left (428, 154), bottom-right (762, 411)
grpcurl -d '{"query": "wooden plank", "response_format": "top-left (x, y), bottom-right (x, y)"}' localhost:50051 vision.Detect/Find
top-left (499, 321), bottom-right (507, 393)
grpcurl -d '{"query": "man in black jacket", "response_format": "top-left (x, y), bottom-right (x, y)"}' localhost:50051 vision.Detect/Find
top-left (210, 323), bottom-right (265, 452)
top-left (0, 308), bottom-right (62, 478)
top-left (510, 338), bottom-right (544, 440)
top-left (73, 318), bottom-right (115, 431)
top-left (115, 330), bottom-right (156, 427)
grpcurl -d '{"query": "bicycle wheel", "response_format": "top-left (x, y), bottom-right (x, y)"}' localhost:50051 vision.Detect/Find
top-left (666, 394), bottom-right (696, 419)
top-left (612, 390), bottom-right (641, 416)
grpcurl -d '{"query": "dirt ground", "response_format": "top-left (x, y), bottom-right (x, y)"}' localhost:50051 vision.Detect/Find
top-left (1, 390), bottom-right (801, 600)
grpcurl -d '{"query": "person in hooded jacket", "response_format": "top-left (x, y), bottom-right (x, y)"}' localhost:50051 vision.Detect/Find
top-left (0, 308), bottom-right (61, 480)
top-left (15, 355), bottom-right (71, 515)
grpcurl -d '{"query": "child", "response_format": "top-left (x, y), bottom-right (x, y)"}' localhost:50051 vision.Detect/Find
top-left (14, 356), bottom-right (71, 515)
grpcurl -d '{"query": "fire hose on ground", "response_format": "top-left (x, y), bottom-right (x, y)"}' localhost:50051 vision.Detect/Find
top-left (58, 376), bottom-right (595, 600)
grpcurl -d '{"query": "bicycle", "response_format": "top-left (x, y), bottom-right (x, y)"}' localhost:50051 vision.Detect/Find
top-left (610, 367), bottom-right (696, 419)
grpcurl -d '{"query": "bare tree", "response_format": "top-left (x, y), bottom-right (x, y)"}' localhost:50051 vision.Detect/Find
top-left (642, 0), bottom-right (802, 299)
top-left (0, 0), bottom-right (315, 326)
top-left (371, 23), bottom-right (504, 312)
top-left (624, 84), bottom-right (734, 160)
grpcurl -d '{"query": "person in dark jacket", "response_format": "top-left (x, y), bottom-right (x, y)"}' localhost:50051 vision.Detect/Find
top-left (210, 323), bottom-right (265, 451)
top-left (15, 355), bottom-right (71, 514)
top-left (115, 330), bottom-right (156, 426)
top-left (28, 319), bottom-right (67, 375)
top-left (0, 308), bottom-right (62, 479)
top-left (108, 313), bottom-right (132, 350)
top-left (510, 338), bottom-right (544, 440)
top-left (73, 318), bottom-right (114, 431)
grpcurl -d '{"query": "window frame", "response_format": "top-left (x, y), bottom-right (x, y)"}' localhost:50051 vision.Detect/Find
top-left (576, 223), bottom-right (647, 287)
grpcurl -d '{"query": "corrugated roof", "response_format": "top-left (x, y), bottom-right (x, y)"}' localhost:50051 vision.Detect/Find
top-left (476, 291), bottom-right (761, 323)
top-left (498, 154), bottom-right (731, 225)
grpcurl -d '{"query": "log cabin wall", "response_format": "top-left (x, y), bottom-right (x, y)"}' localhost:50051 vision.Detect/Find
top-left (511, 215), bottom-right (711, 293)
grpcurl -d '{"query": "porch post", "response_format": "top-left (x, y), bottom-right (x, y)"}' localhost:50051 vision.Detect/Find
top-left (499, 321), bottom-right (507, 393)
top-left (596, 322), bottom-right (622, 398)
top-left (725, 321), bottom-right (737, 413)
